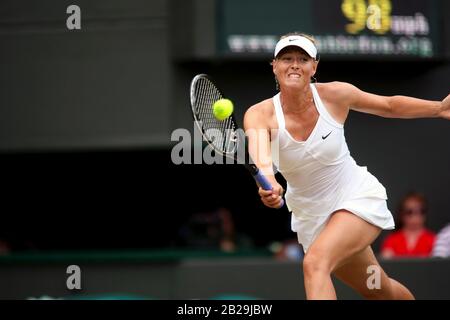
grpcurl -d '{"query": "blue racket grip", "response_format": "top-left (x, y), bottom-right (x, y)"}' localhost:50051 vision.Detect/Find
top-left (254, 171), bottom-right (285, 209)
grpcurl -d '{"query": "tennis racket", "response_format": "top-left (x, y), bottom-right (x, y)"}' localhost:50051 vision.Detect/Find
top-left (189, 74), bottom-right (284, 208)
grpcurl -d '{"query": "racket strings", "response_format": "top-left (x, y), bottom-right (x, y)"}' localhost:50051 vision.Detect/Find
top-left (193, 77), bottom-right (237, 155)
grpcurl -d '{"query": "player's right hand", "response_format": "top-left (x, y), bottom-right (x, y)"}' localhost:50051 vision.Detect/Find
top-left (258, 183), bottom-right (284, 209)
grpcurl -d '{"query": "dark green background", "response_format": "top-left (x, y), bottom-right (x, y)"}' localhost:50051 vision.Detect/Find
top-left (217, 0), bottom-right (441, 58)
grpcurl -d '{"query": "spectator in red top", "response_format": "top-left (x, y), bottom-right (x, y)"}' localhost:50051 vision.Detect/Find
top-left (381, 192), bottom-right (436, 258)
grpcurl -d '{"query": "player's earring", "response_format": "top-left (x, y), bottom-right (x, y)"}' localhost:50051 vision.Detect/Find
top-left (275, 76), bottom-right (280, 91)
top-left (311, 76), bottom-right (317, 83)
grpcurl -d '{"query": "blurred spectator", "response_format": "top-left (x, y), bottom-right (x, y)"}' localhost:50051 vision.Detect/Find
top-left (432, 223), bottom-right (450, 258)
top-left (381, 192), bottom-right (436, 258)
top-left (178, 207), bottom-right (253, 252)
top-left (271, 239), bottom-right (304, 261)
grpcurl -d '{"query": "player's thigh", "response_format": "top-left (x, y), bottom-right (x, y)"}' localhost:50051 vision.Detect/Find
top-left (305, 210), bottom-right (382, 272)
top-left (332, 246), bottom-right (393, 299)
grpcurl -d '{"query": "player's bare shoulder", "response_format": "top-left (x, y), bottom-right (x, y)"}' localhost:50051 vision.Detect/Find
top-left (315, 82), bottom-right (357, 124)
top-left (244, 98), bottom-right (275, 130)
top-left (246, 98), bottom-right (274, 118)
top-left (316, 81), bottom-right (357, 104)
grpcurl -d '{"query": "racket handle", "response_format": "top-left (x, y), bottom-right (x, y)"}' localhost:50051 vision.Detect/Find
top-left (254, 171), bottom-right (285, 209)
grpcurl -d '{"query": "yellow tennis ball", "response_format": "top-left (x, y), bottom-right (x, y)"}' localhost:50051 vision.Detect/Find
top-left (213, 99), bottom-right (234, 121)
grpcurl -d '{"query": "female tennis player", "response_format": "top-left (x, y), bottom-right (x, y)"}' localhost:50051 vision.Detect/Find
top-left (244, 33), bottom-right (450, 300)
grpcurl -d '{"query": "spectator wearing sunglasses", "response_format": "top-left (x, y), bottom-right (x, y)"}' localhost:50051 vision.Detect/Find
top-left (381, 192), bottom-right (436, 258)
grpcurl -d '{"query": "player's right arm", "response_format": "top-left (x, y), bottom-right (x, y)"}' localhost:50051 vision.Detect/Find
top-left (244, 101), bottom-right (284, 209)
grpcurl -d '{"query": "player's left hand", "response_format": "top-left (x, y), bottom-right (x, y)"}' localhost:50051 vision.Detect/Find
top-left (440, 94), bottom-right (450, 120)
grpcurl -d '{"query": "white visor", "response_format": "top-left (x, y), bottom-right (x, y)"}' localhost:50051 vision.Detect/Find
top-left (274, 35), bottom-right (318, 59)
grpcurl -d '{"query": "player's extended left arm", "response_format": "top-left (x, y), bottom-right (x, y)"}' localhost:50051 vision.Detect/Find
top-left (349, 84), bottom-right (450, 120)
top-left (384, 94), bottom-right (450, 119)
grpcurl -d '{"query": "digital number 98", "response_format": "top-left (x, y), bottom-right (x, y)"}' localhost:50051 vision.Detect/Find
top-left (341, 0), bottom-right (391, 34)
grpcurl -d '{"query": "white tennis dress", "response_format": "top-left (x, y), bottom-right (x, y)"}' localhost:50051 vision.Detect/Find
top-left (271, 84), bottom-right (395, 253)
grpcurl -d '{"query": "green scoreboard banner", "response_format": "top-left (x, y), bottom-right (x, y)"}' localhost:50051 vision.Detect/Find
top-left (217, 0), bottom-right (441, 59)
